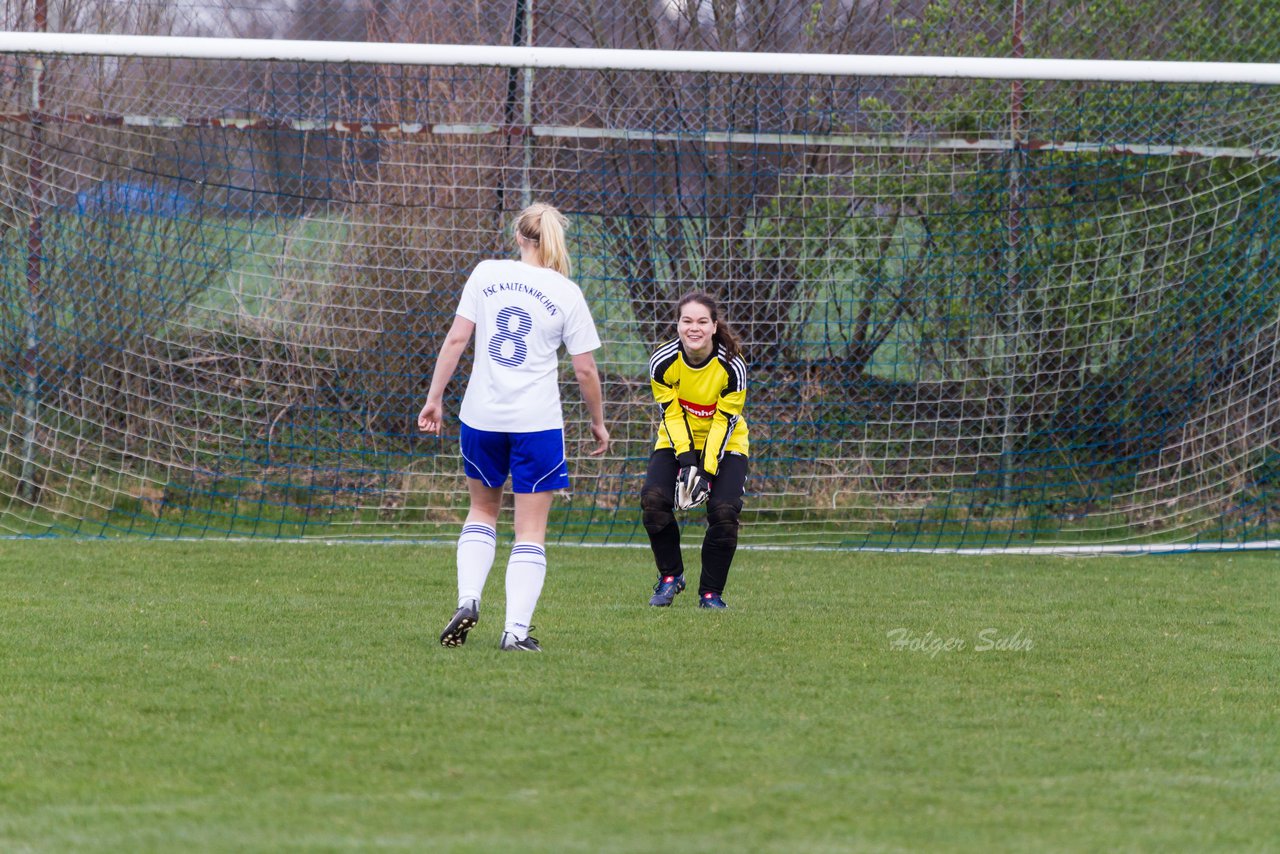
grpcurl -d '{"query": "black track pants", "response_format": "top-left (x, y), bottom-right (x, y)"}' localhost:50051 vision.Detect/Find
top-left (640, 448), bottom-right (747, 596)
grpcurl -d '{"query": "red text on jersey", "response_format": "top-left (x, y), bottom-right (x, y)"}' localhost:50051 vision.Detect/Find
top-left (679, 398), bottom-right (717, 418)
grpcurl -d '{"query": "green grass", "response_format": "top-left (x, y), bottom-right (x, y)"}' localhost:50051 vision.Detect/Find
top-left (1, 542), bottom-right (1276, 852)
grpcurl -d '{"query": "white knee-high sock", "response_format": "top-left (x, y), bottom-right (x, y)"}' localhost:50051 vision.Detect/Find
top-left (504, 542), bottom-right (547, 640)
top-left (456, 523), bottom-right (497, 607)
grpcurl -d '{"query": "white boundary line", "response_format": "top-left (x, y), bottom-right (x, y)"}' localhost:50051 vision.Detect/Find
top-left (2, 536), bottom-right (1277, 555)
top-left (3, 32), bottom-right (1280, 84)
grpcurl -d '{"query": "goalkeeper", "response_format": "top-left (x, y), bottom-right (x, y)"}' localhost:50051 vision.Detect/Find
top-left (641, 292), bottom-right (749, 609)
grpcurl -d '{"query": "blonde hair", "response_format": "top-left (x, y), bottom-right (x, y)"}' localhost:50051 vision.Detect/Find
top-left (514, 202), bottom-right (571, 278)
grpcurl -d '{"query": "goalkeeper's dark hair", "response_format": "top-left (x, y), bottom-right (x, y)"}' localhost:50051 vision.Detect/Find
top-left (677, 291), bottom-right (743, 360)
top-left (514, 202), bottom-right (571, 278)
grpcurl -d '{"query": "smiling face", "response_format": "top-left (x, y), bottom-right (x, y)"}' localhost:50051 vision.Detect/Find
top-left (677, 298), bottom-right (717, 363)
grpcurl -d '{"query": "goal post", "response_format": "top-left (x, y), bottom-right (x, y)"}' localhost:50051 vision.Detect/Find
top-left (7, 31), bottom-right (1280, 82)
top-left (0, 32), bottom-right (1277, 552)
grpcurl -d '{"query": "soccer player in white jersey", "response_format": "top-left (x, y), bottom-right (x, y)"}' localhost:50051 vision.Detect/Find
top-left (417, 203), bottom-right (610, 652)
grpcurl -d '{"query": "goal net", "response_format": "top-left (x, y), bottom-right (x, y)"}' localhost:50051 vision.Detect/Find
top-left (1, 34), bottom-right (1277, 551)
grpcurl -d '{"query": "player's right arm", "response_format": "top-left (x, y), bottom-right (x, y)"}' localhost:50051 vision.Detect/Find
top-left (418, 315), bottom-right (476, 434)
top-left (649, 343), bottom-right (695, 458)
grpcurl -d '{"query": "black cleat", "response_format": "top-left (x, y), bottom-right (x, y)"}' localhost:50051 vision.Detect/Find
top-left (499, 631), bottom-right (542, 652)
top-left (697, 591), bottom-right (728, 609)
top-left (440, 600), bottom-right (479, 647)
top-left (648, 573), bottom-right (686, 607)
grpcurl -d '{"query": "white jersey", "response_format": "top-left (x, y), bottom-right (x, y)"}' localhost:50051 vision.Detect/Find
top-left (456, 259), bottom-right (601, 432)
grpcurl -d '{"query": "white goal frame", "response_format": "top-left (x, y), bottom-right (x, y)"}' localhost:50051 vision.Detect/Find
top-left (1, 32), bottom-right (1277, 554)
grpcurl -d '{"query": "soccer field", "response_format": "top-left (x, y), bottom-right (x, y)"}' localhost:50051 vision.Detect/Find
top-left (1, 541), bottom-right (1275, 852)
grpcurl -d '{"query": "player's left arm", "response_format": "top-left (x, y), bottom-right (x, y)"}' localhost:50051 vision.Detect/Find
top-left (700, 355), bottom-right (747, 477)
top-left (571, 350), bottom-right (610, 456)
top-left (563, 293), bottom-right (609, 455)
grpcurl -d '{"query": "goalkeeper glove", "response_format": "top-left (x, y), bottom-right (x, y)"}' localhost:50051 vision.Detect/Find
top-left (674, 452), bottom-right (711, 510)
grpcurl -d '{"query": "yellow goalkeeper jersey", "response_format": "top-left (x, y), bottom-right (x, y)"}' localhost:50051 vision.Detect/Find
top-left (649, 338), bottom-right (749, 476)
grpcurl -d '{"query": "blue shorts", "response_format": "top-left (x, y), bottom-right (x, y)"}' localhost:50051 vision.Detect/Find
top-left (459, 423), bottom-right (570, 493)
